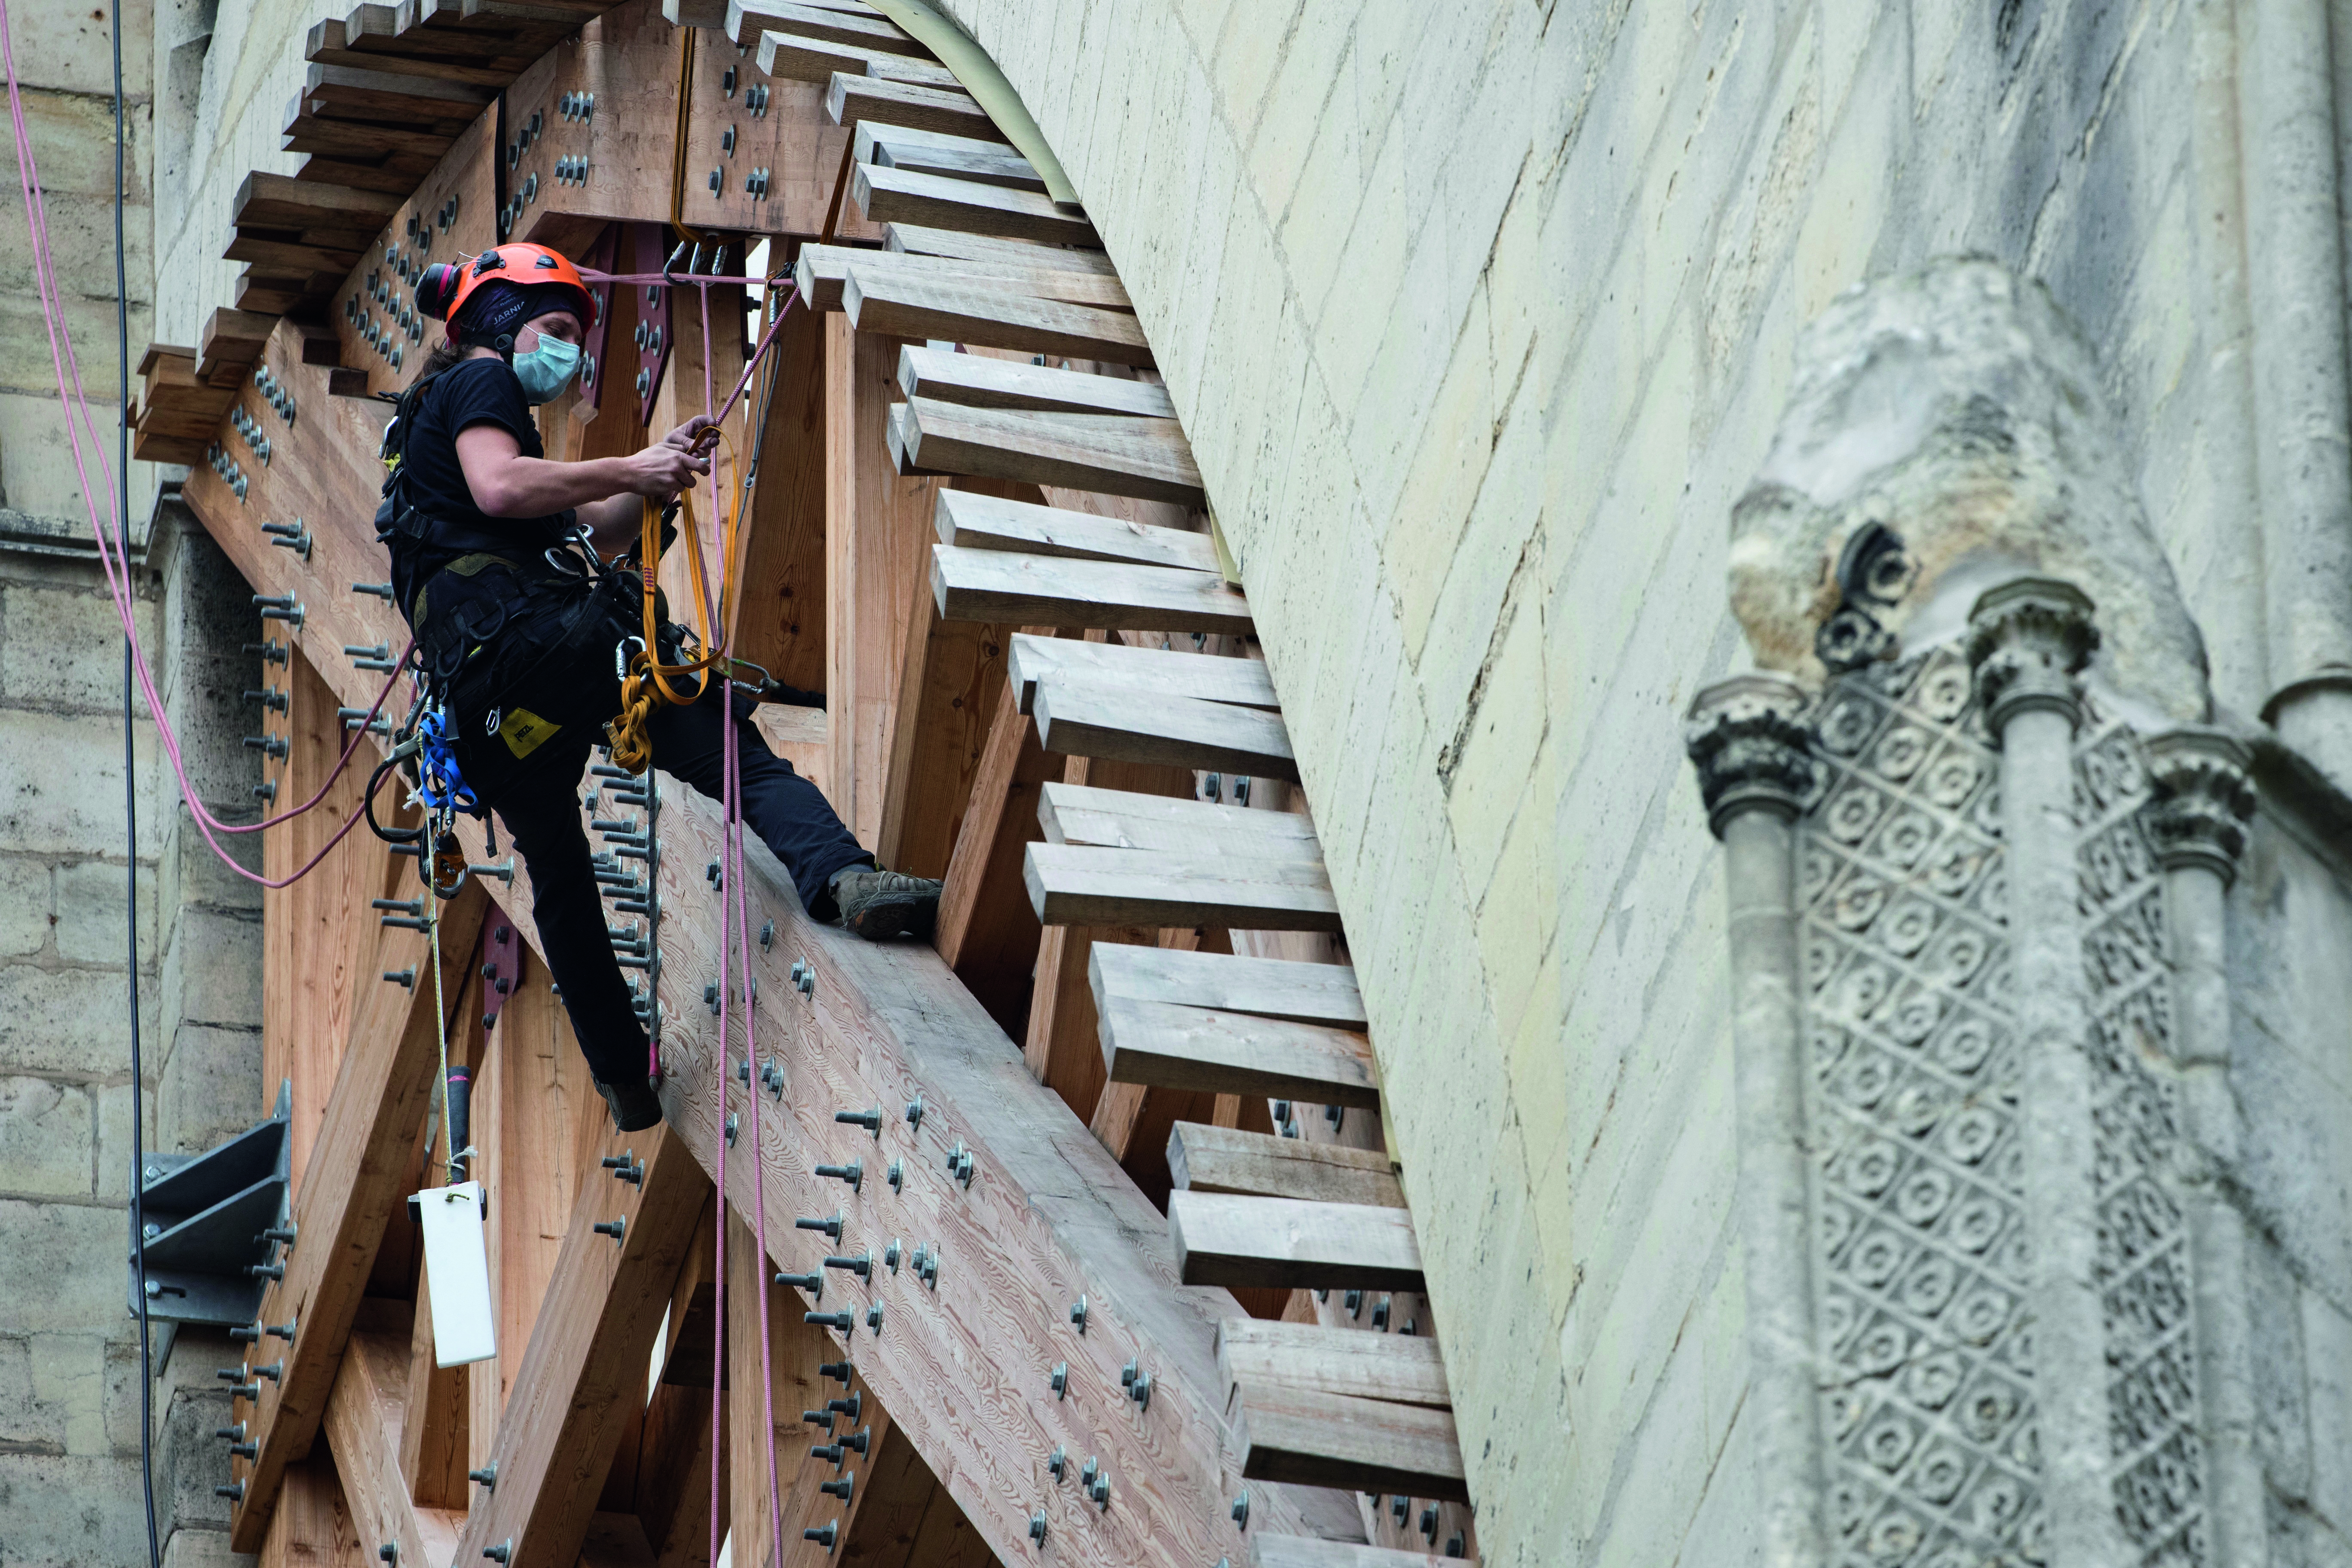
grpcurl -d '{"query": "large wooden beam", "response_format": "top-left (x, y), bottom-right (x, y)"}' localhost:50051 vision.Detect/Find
top-left (1169, 1193), bottom-right (1424, 1293)
top-left (932, 665), bottom-right (1057, 1036)
top-left (325, 1330), bottom-right (466, 1568)
top-left (454, 1122), bottom-right (712, 1568)
top-left (1026, 844), bottom-right (1341, 931)
top-left (796, 245), bottom-right (1131, 313)
top-left (228, 880), bottom-right (489, 1551)
top-left (1033, 680), bottom-right (1299, 781)
top-left (940, 493), bottom-right (1215, 575)
top-left (1214, 1320), bottom-right (1450, 1411)
top-left (1231, 1383), bottom-right (1465, 1501)
top-left (933, 546), bottom-right (1251, 634)
top-left (1170, 1125), bottom-right (1403, 1210)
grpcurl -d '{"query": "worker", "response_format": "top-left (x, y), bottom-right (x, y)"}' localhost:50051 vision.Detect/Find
top-left (380, 241), bottom-right (940, 1133)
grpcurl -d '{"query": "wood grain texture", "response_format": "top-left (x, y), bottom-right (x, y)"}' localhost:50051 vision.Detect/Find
top-left (729, 0), bottom-right (934, 53)
top-left (869, 136), bottom-right (1040, 194)
top-left (899, 348), bottom-right (1172, 420)
top-left (259, 1458), bottom-right (362, 1568)
top-left (852, 162), bottom-right (1096, 247)
top-left (932, 546), bottom-right (1250, 635)
top-left (1169, 1126), bottom-right (1403, 1210)
top-left (825, 74), bottom-right (992, 140)
top-left (1025, 844), bottom-right (1340, 931)
top-left (1097, 996), bottom-right (1377, 1107)
top-left (940, 494), bottom-right (1210, 576)
top-left (1231, 1382), bottom-right (1464, 1500)
top-left (847, 271), bottom-right (1151, 369)
top-left (397, 1266), bottom-right (471, 1505)
top-left (235, 171), bottom-right (404, 232)
top-left (796, 245), bottom-right (1130, 313)
top-left (729, 294), bottom-right (830, 695)
top-left (1087, 942), bottom-right (1360, 1028)
top-left (1169, 1193), bottom-right (1423, 1293)
top-left (932, 667), bottom-right (1054, 1037)
top-left (1034, 679), bottom-right (1299, 781)
top-left (322, 1333), bottom-right (465, 1568)
top-left (756, 31), bottom-right (959, 86)
top-left (230, 877), bottom-right (488, 1551)
top-left (1214, 1320), bottom-right (1449, 1412)
top-left (894, 397), bottom-right (1200, 505)
top-left (1251, 1536), bottom-right (1464, 1568)
top-left (1044, 787), bottom-right (1318, 860)
top-left (883, 223), bottom-right (1117, 275)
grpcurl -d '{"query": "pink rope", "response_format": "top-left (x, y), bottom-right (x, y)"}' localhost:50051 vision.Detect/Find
top-left (1, 0), bottom-right (401, 889)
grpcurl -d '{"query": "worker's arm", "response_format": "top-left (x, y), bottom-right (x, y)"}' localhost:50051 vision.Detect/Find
top-left (567, 416), bottom-right (721, 553)
top-left (455, 422), bottom-right (709, 524)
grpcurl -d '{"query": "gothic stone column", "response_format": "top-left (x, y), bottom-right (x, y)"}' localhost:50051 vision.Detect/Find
top-left (1966, 577), bottom-right (2128, 1568)
top-left (1686, 672), bottom-right (1825, 1568)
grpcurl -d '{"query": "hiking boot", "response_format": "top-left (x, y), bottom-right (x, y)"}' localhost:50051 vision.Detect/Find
top-left (829, 868), bottom-right (942, 941)
top-left (597, 1075), bottom-right (665, 1132)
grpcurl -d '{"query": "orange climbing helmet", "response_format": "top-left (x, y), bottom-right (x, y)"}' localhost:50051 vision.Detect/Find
top-left (416, 242), bottom-right (598, 344)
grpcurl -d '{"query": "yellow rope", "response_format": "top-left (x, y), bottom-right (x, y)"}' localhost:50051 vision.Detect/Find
top-left (606, 429), bottom-right (742, 772)
top-left (426, 879), bottom-right (456, 1185)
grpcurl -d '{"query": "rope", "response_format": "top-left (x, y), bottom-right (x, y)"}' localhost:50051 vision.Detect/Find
top-left (426, 879), bottom-right (457, 1183)
top-left (668, 28), bottom-right (704, 246)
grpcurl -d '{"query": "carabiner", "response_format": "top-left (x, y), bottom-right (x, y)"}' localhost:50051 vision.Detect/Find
top-left (616, 635), bottom-right (647, 681)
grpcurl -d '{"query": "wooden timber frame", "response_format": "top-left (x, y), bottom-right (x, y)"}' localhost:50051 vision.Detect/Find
top-left (165, 3), bottom-right (1479, 1567)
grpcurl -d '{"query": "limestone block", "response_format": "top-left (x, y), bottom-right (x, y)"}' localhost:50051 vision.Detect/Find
top-left (157, 1022), bottom-right (263, 1159)
top-left (0, 853), bottom-right (52, 957)
top-left (0, 1200), bottom-right (138, 1334)
top-left (0, 1333), bottom-right (64, 1454)
top-left (96, 1078), bottom-right (154, 1204)
top-left (2245, 1217), bottom-right (2314, 1500)
top-left (0, 576), bottom-right (160, 716)
top-left (0, 1076), bottom-right (95, 1198)
top-left (156, 905), bottom-right (262, 1033)
top-left (0, 961), bottom-right (160, 1077)
top-left (162, 1526), bottom-right (252, 1568)
top-left (0, 1454), bottom-right (152, 1565)
top-left (2307, 1285), bottom-right (2352, 1535)
top-left (1729, 257), bottom-right (2209, 719)
top-left (53, 858), bottom-right (157, 969)
top-left (155, 1378), bottom-right (238, 1528)
top-left (27, 1333), bottom-right (108, 1457)
top-left (0, 708), bottom-right (165, 859)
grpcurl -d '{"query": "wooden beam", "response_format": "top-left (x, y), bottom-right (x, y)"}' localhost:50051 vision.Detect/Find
top-left (848, 272), bottom-right (1150, 369)
top-left (228, 882), bottom-right (489, 1551)
top-left (236, 171), bottom-right (405, 233)
top-left (825, 73), bottom-right (992, 139)
top-left (1044, 785), bottom-right (1320, 860)
top-left (1169, 1192), bottom-right (1424, 1293)
top-left (259, 1455), bottom-right (363, 1568)
top-left (756, 31), bottom-right (958, 86)
top-left (1231, 1383), bottom-right (1464, 1501)
top-left (1026, 844), bottom-right (1340, 931)
top-left (1170, 1125), bottom-right (1404, 1210)
top-left (940, 493), bottom-right (1211, 574)
top-left (873, 547), bottom-right (1020, 880)
top-left (453, 1122), bottom-right (712, 1568)
top-left (305, 61), bottom-right (495, 120)
top-left (933, 546), bottom-right (1250, 634)
top-left (859, 122), bottom-right (1038, 192)
top-left (227, 235), bottom-right (368, 277)
top-left (853, 162), bottom-right (1097, 247)
top-left (1034, 680), bottom-right (1299, 781)
top-left (200, 306), bottom-right (284, 374)
top-left (1099, 995), bottom-right (1377, 1107)
top-left (900, 347), bottom-right (1174, 420)
top-left (796, 245), bottom-right (1131, 313)
top-left (886, 222), bottom-right (1118, 274)
top-left (397, 1266), bottom-right (471, 1506)
top-left (1091, 944), bottom-right (1362, 1028)
top-left (1215, 1320), bottom-right (1451, 1411)
top-left (305, 18), bottom-right (529, 87)
top-left (323, 1332), bottom-right (465, 1568)
top-left (932, 665), bottom-right (1056, 1036)
top-left (729, 292), bottom-right (829, 697)
top-left (1253, 1540), bottom-right (1465, 1568)
top-left (729, 0), bottom-right (934, 53)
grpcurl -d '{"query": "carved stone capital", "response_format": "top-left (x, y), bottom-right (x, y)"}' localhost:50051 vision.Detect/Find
top-left (1684, 674), bottom-right (1816, 838)
top-left (1965, 576), bottom-right (2101, 734)
top-left (2145, 727), bottom-right (2257, 886)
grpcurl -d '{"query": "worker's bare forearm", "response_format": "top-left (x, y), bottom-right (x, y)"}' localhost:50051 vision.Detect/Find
top-left (471, 453), bottom-right (634, 517)
top-left (579, 494), bottom-right (645, 554)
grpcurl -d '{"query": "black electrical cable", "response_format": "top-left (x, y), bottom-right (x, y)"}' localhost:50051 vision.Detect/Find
top-left (114, 0), bottom-right (164, 1562)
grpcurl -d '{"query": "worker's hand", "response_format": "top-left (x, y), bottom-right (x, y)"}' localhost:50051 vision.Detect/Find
top-left (620, 441), bottom-right (710, 499)
top-left (661, 414), bottom-right (721, 457)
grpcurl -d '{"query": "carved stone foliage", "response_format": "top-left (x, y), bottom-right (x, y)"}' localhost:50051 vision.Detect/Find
top-left (1802, 646), bottom-right (2043, 1566)
top-left (1797, 649), bottom-right (2211, 1568)
top-left (2073, 702), bottom-right (2206, 1565)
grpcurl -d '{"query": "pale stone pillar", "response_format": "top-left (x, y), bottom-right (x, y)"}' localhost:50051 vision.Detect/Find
top-left (1966, 577), bottom-right (2127, 1568)
top-left (2146, 728), bottom-right (2266, 1568)
top-left (1684, 672), bottom-right (1824, 1568)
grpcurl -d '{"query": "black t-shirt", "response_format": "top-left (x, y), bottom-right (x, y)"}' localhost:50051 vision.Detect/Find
top-left (387, 357), bottom-right (576, 611)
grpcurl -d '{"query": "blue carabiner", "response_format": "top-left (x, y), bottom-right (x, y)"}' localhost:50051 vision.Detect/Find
top-left (415, 704), bottom-right (477, 814)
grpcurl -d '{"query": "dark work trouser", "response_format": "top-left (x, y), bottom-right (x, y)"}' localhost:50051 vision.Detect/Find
top-left (485, 684), bottom-right (871, 1086)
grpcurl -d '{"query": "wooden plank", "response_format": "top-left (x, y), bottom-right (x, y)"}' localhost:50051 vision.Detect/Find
top-left (1026, 843), bottom-right (1339, 931)
top-left (452, 1122), bottom-right (713, 1568)
top-left (1171, 1126), bottom-right (1403, 1211)
top-left (397, 1267), bottom-right (471, 1506)
top-left (795, 244), bottom-right (1130, 313)
top-left (1090, 943), bottom-right (1364, 1029)
top-left (756, 30), bottom-right (958, 86)
top-left (226, 235), bottom-right (368, 277)
top-left (940, 496), bottom-right (1208, 579)
top-left (200, 307), bottom-right (284, 370)
top-left (728, 0), bottom-right (931, 53)
top-left (1034, 679), bottom-right (1299, 781)
top-left (236, 170), bottom-right (406, 233)
top-left (894, 401), bottom-right (1196, 500)
top-left (933, 547), bottom-right (1249, 635)
top-left (885, 222), bottom-right (1116, 274)
top-left (1214, 1320), bottom-right (1450, 1411)
top-left (858, 121), bottom-right (1036, 190)
top-left (1097, 995), bottom-right (1378, 1107)
top-left (305, 19), bottom-right (528, 88)
top-left (847, 270), bottom-right (1150, 368)
top-left (729, 292), bottom-right (829, 696)
top-left (932, 666), bottom-right (1056, 1037)
top-left (1253, 1540), bottom-right (1464, 1568)
top-left (1231, 1383), bottom-right (1464, 1501)
top-left (258, 1457), bottom-right (358, 1568)
top-left (900, 348), bottom-right (1172, 420)
top-left (1042, 784), bottom-right (1320, 861)
top-left (825, 73), bottom-right (993, 140)
top-left (322, 1333), bottom-right (466, 1568)
top-left (227, 881), bottom-right (489, 1551)
top-left (305, 61), bottom-right (496, 119)
top-left (854, 162), bottom-right (1096, 247)
top-left (1169, 1192), bottom-right (1424, 1294)
top-left (282, 96), bottom-right (459, 159)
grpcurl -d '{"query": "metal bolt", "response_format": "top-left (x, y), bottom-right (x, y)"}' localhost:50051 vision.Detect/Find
top-left (776, 1271), bottom-right (823, 1299)
top-left (1346, 1289), bottom-right (1363, 1319)
top-left (759, 919), bottom-right (774, 951)
top-left (865, 1304), bottom-right (883, 1334)
top-left (216, 1483), bottom-right (245, 1501)
top-left (1070, 1295), bottom-right (1087, 1333)
top-left (216, 1423), bottom-right (246, 1441)
top-left (904, 1096), bottom-right (924, 1130)
top-left (820, 1474), bottom-right (853, 1501)
top-left (1129, 1369), bottom-right (1152, 1410)
top-left (883, 1239), bottom-right (901, 1273)
top-left (805, 1311), bottom-right (854, 1332)
top-left (1373, 1295), bottom-right (1391, 1331)
top-left (601, 1152), bottom-right (643, 1186)
top-left (1050, 1362), bottom-right (1067, 1399)
top-left (815, 1161), bottom-right (863, 1192)
top-left (1446, 1534), bottom-right (1467, 1558)
top-left (248, 1261), bottom-right (284, 1280)
top-left (803, 1407), bottom-right (835, 1433)
top-left (1048, 1445), bottom-right (1067, 1479)
top-left (823, 1251), bottom-right (870, 1278)
top-left (1028, 1512), bottom-right (1047, 1546)
top-left (796, 1212), bottom-right (844, 1239)
top-left (469, 1463), bottom-right (498, 1490)
top-left (724, 1113), bottom-right (739, 1147)
top-left (1419, 1506), bottom-right (1440, 1543)
top-left (484, 1543), bottom-right (512, 1564)
top-left (819, 1359), bottom-right (853, 1387)
top-left (887, 1159), bottom-right (904, 1193)
top-left (1232, 1493), bottom-right (1250, 1528)
top-left (834, 1106), bottom-right (882, 1136)
top-left (802, 1523), bottom-right (836, 1551)
top-left (593, 1218), bottom-right (625, 1244)
top-left (1391, 1495), bottom-right (1409, 1525)
top-left (808, 1440), bottom-right (845, 1464)
top-left (1090, 1472), bottom-right (1110, 1509)
top-left (379, 1546), bottom-right (397, 1565)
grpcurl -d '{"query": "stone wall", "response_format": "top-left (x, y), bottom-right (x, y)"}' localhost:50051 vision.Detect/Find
top-left (933, 2), bottom-right (2352, 1564)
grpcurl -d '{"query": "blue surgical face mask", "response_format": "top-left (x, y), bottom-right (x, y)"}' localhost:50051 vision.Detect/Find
top-left (511, 331), bottom-right (582, 404)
